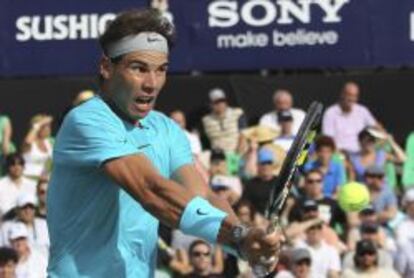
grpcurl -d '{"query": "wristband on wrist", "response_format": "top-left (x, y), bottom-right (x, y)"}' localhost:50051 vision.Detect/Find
top-left (179, 196), bottom-right (227, 243)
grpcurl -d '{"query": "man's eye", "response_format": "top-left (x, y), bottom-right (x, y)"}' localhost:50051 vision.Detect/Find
top-left (130, 64), bottom-right (147, 72)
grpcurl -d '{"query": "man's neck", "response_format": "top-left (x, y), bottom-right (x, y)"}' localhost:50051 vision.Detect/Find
top-left (339, 103), bottom-right (352, 113)
top-left (307, 239), bottom-right (322, 248)
top-left (101, 95), bottom-right (142, 126)
top-left (9, 175), bottom-right (22, 184)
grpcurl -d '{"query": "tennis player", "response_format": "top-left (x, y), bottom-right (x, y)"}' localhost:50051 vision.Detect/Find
top-left (47, 9), bottom-right (282, 277)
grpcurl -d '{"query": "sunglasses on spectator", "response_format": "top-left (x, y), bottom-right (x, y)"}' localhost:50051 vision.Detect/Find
top-left (358, 250), bottom-right (376, 256)
top-left (20, 204), bottom-right (35, 210)
top-left (38, 190), bottom-right (47, 195)
top-left (259, 161), bottom-right (273, 165)
top-left (306, 178), bottom-right (322, 184)
top-left (191, 251), bottom-right (211, 257)
top-left (365, 174), bottom-right (384, 179)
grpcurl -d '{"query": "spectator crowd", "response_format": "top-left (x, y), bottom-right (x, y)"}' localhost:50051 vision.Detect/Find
top-left (0, 83), bottom-right (414, 277)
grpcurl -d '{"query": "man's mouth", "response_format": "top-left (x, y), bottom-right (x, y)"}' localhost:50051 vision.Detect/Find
top-left (134, 96), bottom-right (154, 104)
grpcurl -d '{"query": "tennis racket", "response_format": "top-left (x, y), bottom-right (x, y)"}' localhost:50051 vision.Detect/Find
top-left (254, 101), bottom-right (323, 277)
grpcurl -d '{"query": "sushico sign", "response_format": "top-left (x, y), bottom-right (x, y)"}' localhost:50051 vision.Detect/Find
top-left (1, 0), bottom-right (414, 76)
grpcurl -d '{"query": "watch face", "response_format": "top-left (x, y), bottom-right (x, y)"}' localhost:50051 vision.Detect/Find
top-left (232, 226), bottom-right (245, 241)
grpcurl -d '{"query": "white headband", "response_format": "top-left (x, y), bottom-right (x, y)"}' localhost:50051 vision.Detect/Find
top-left (106, 32), bottom-right (168, 58)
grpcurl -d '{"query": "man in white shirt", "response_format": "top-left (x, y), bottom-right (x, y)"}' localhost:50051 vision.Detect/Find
top-left (273, 110), bottom-right (295, 152)
top-left (259, 89), bottom-right (305, 135)
top-left (396, 189), bottom-right (414, 245)
top-left (295, 222), bottom-right (341, 278)
top-left (0, 154), bottom-right (37, 216)
top-left (8, 223), bottom-right (47, 278)
top-left (322, 82), bottom-right (378, 153)
top-left (0, 194), bottom-right (49, 258)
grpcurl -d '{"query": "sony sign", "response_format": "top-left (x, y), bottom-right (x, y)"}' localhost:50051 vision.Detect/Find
top-left (208, 0), bottom-right (350, 28)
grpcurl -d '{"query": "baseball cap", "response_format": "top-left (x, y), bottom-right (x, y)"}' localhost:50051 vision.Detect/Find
top-left (291, 248), bottom-right (311, 263)
top-left (360, 222), bottom-right (379, 234)
top-left (209, 88), bottom-right (226, 102)
top-left (17, 194), bottom-right (37, 208)
top-left (258, 148), bottom-right (274, 164)
top-left (359, 205), bottom-right (376, 216)
top-left (210, 175), bottom-right (241, 194)
top-left (364, 165), bottom-right (385, 176)
top-left (303, 200), bottom-right (318, 212)
top-left (356, 239), bottom-right (377, 256)
top-left (402, 188), bottom-right (414, 207)
top-left (9, 223), bottom-right (28, 241)
top-left (277, 110), bottom-right (293, 122)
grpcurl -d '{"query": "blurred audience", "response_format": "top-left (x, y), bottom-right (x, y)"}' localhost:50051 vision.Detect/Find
top-left (184, 240), bottom-right (224, 278)
top-left (304, 136), bottom-right (347, 198)
top-left (21, 114), bottom-right (53, 180)
top-left (322, 81), bottom-right (378, 154)
top-left (0, 247), bottom-right (18, 278)
top-left (202, 88), bottom-right (246, 153)
top-left (402, 131), bottom-right (414, 189)
top-left (0, 154), bottom-right (36, 217)
top-left (273, 110), bottom-right (296, 152)
top-left (290, 248), bottom-right (312, 278)
top-left (259, 89), bottom-right (305, 135)
top-left (35, 178), bottom-right (48, 219)
top-left (342, 239), bottom-right (400, 278)
top-left (0, 112), bottom-right (14, 167)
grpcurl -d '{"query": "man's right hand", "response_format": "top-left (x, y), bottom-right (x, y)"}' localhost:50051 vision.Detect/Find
top-left (240, 227), bottom-right (284, 268)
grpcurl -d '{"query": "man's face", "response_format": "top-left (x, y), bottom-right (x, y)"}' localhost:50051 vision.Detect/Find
top-left (237, 205), bottom-right (252, 225)
top-left (37, 182), bottom-right (48, 205)
top-left (316, 146), bottom-right (333, 164)
top-left (102, 50), bottom-right (168, 120)
top-left (18, 204), bottom-right (35, 224)
top-left (8, 162), bottom-right (24, 179)
top-left (306, 225), bottom-right (322, 245)
top-left (304, 173), bottom-right (323, 198)
top-left (357, 251), bottom-right (377, 269)
top-left (0, 260), bottom-right (16, 278)
top-left (211, 99), bottom-right (228, 115)
top-left (11, 238), bottom-right (29, 257)
top-left (340, 83), bottom-right (359, 110)
top-left (190, 243), bottom-right (212, 273)
top-left (274, 94), bottom-right (292, 111)
top-left (365, 174), bottom-right (384, 191)
top-left (292, 259), bottom-right (311, 278)
top-left (361, 232), bottom-right (379, 245)
top-left (257, 161), bottom-right (274, 179)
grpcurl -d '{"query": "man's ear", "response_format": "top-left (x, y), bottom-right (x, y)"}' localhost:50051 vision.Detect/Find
top-left (100, 55), bottom-right (113, 80)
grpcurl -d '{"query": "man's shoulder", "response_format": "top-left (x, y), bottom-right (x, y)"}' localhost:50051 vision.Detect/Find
top-left (324, 104), bottom-right (340, 115)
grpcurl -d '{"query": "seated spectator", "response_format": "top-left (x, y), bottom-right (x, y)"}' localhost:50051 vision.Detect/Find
top-left (8, 223), bottom-right (47, 278)
top-left (202, 88), bottom-right (246, 153)
top-left (288, 170), bottom-right (347, 233)
top-left (242, 148), bottom-right (278, 215)
top-left (290, 248), bottom-right (312, 278)
top-left (322, 81), bottom-right (378, 154)
top-left (395, 188), bottom-right (414, 245)
top-left (350, 128), bottom-right (404, 183)
top-left (0, 194), bottom-right (49, 258)
top-left (273, 110), bottom-right (296, 152)
top-left (346, 206), bottom-right (395, 253)
top-left (35, 178), bottom-right (48, 219)
top-left (293, 201), bottom-right (346, 254)
top-left (0, 247), bottom-right (18, 278)
top-left (240, 125), bottom-right (285, 177)
top-left (170, 110), bottom-right (209, 182)
top-left (295, 221), bottom-right (341, 278)
top-left (184, 240), bottom-right (224, 278)
top-left (364, 166), bottom-right (398, 225)
top-left (259, 89), bottom-right (305, 135)
top-left (343, 223), bottom-right (393, 269)
top-left (210, 175), bottom-right (242, 206)
top-left (394, 236), bottom-right (414, 278)
top-left (0, 154), bottom-right (36, 216)
top-left (0, 112), bottom-right (14, 169)
top-left (304, 136), bottom-right (346, 198)
top-left (21, 114), bottom-right (54, 180)
top-left (342, 239), bottom-right (400, 278)
top-left (402, 131), bottom-right (414, 188)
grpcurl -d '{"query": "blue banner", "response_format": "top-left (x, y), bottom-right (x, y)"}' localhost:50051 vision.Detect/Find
top-left (1, 0), bottom-right (414, 76)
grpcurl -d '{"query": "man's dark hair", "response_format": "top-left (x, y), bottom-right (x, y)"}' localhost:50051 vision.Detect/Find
top-left (0, 247), bottom-right (18, 266)
top-left (315, 135), bottom-right (336, 151)
top-left (5, 153), bottom-right (25, 169)
top-left (304, 169), bottom-right (323, 180)
top-left (189, 239), bottom-right (210, 255)
top-left (99, 9), bottom-right (176, 59)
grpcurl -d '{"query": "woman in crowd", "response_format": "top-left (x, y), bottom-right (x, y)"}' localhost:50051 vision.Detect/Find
top-left (21, 114), bottom-right (53, 180)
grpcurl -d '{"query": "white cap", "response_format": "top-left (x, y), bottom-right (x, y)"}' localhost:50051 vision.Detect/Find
top-left (403, 188), bottom-right (414, 207)
top-left (9, 223), bottom-right (29, 240)
top-left (17, 194), bottom-right (37, 207)
top-left (210, 175), bottom-right (242, 195)
top-left (209, 88), bottom-right (226, 102)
